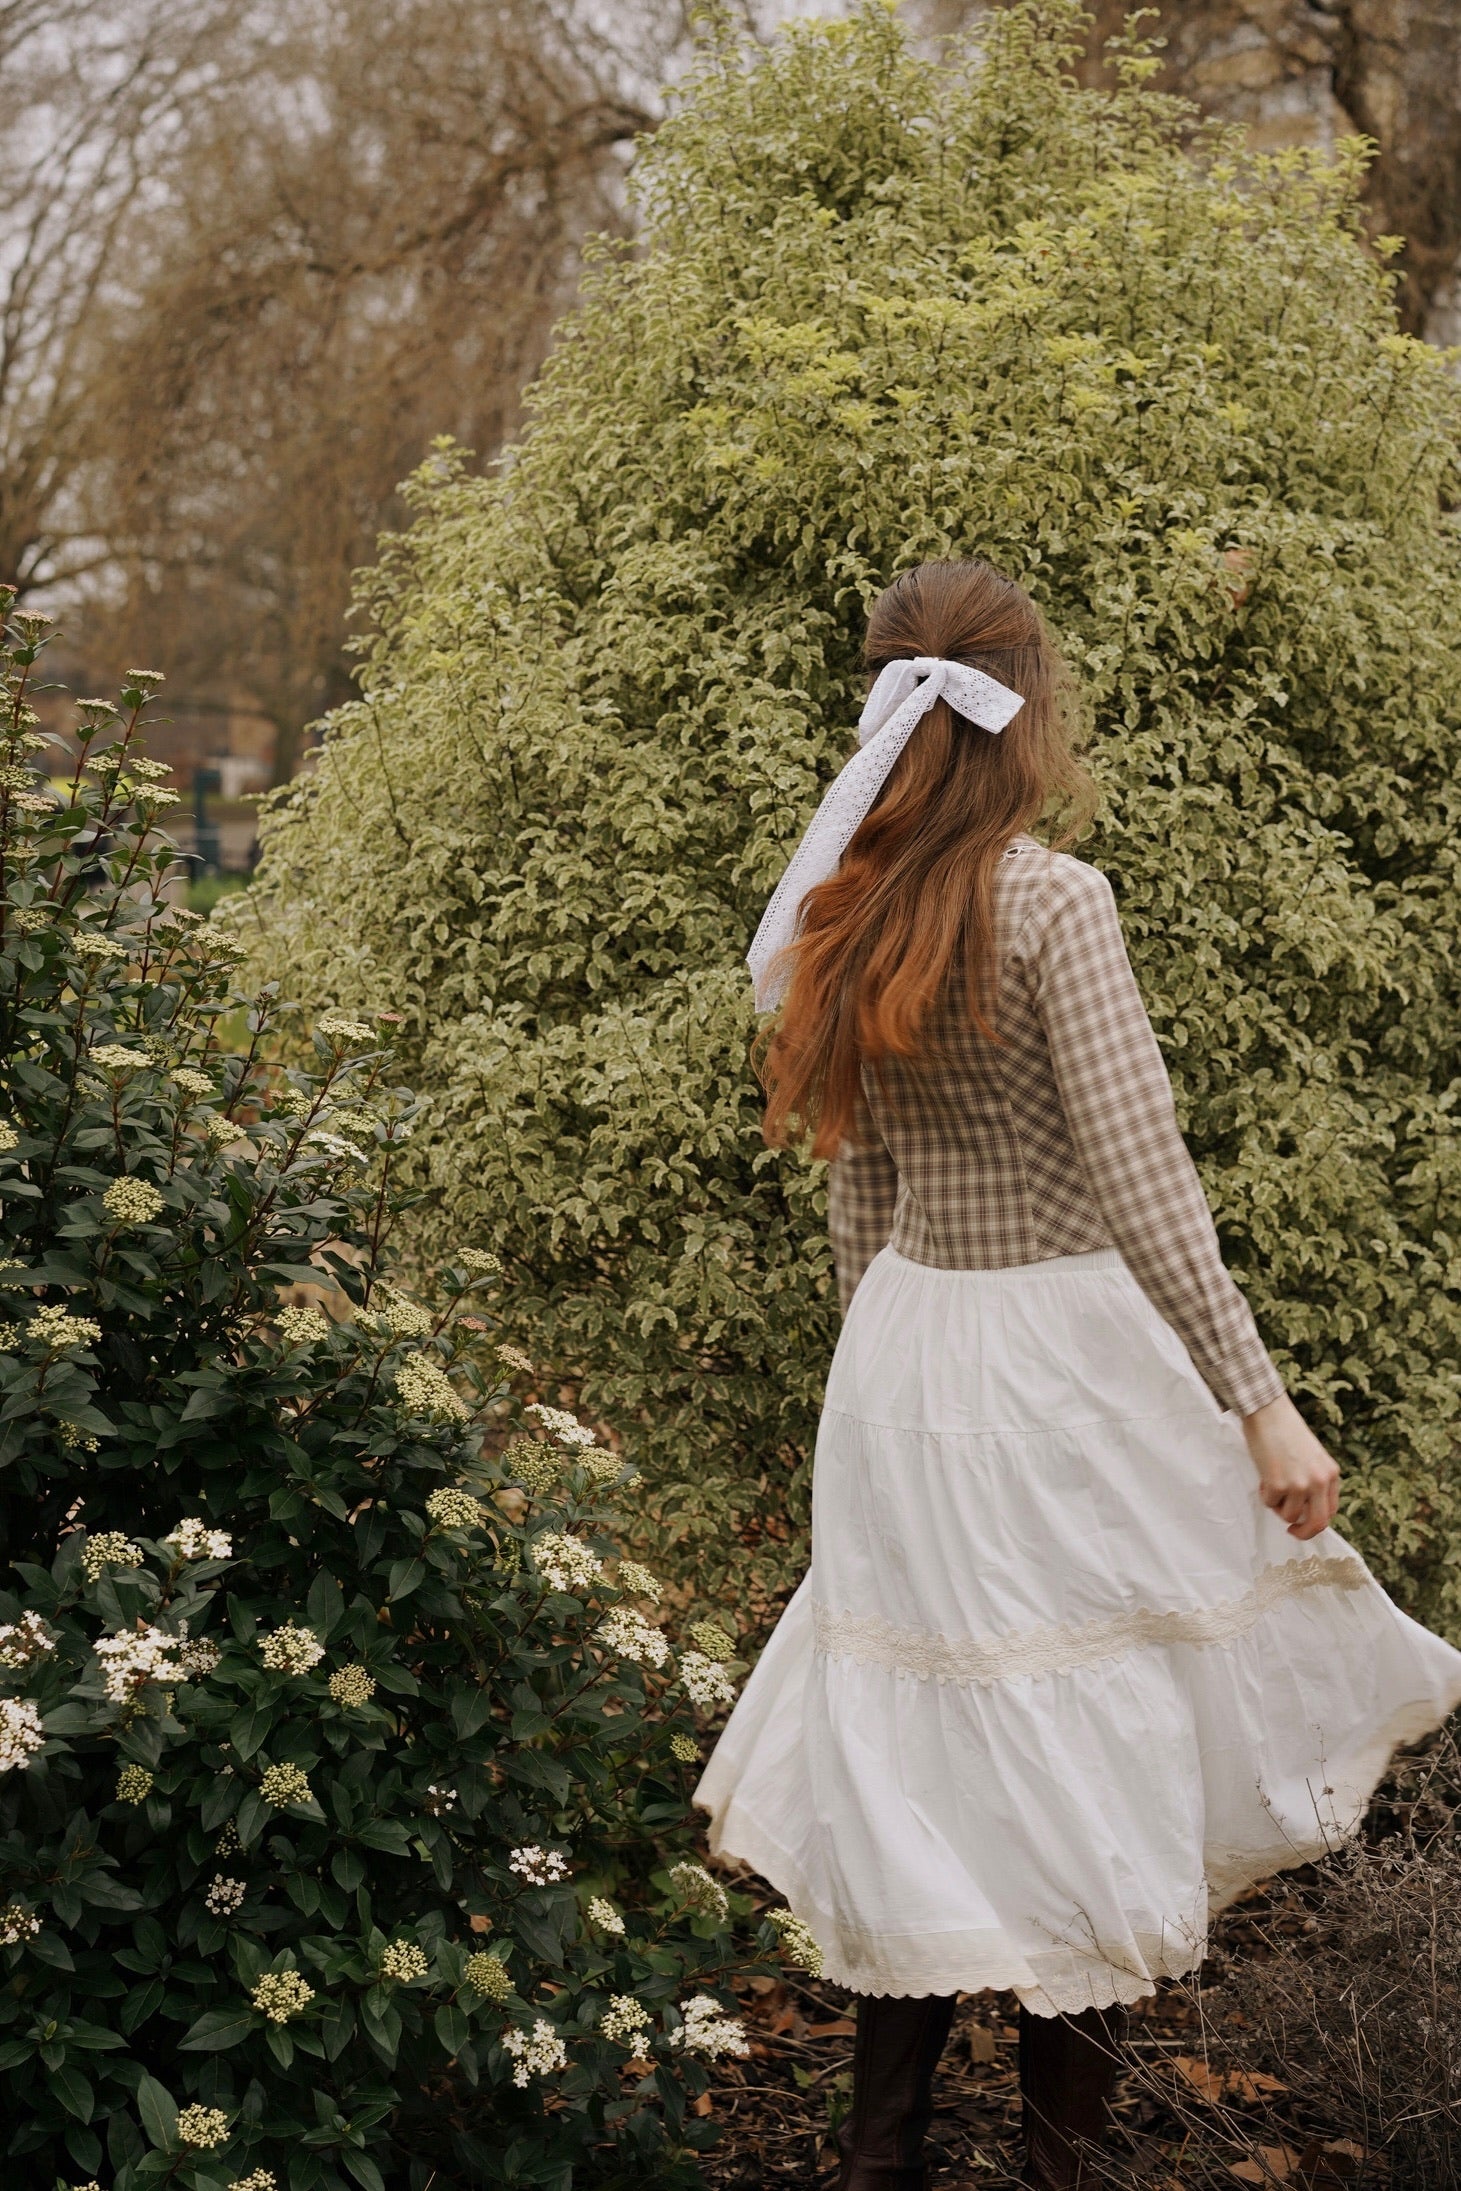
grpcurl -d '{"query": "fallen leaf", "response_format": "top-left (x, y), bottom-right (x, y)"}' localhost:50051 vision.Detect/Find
top-left (1173, 2053), bottom-right (1225, 2103)
top-left (1226, 2070), bottom-right (1289, 2101)
top-left (806, 2018), bottom-right (857, 2038)
top-left (967, 2025), bottom-right (999, 2065)
top-left (468, 1913), bottom-right (493, 1935)
top-left (1229, 2146), bottom-right (1302, 2186)
top-left (692, 2092), bottom-right (713, 2117)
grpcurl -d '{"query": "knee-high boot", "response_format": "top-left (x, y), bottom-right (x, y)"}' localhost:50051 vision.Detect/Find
top-left (1018, 2003), bottom-right (1127, 2190)
top-left (835, 1992), bottom-right (957, 2191)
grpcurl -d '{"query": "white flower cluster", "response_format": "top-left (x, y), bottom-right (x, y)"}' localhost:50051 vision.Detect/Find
top-left (424, 1782), bottom-right (456, 1812)
top-left (102, 1175), bottom-right (164, 1225)
top-left (425, 1486), bottom-right (483, 1531)
top-left (456, 1248), bottom-right (500, 1274)
top-left (116, 1764), bottom-right (153, 1804)
top-left (305, 1128), bottom-right (367, 1165)
top-left (164, 1517), bottom-right (232, 1562)
top-left (176, 2105), bottom-right (230, 2149)
top-left (464, 1950), bottom-right (512, 2003)
top-left (228, 2174), bottom-right (276, 2191)
top-left (0, 1612), bottom-right (54, 1670)
top-left (616, 1561), bottom-right (662, 1603)
top-left (377, 1289), bottom-right (433, 1338)
top-left (687, 1619), bottom-right (735, 1663)
top-left (393, 1355), bottom-right (468, 1422)
top-left (205, 1876), bottom-right (245, 1916)
top-left (0, 1122), bottom-right (17, 1152)
top-left (0, 1901), bottom-right (40, 1945)
top-left (203, 1112), bottom-right (247, 1148)
top-left (667, 1994), bottom-right (750, 2062)
top-left (599, 1995), bottom-right (653, 2047)
top-left (380, 1940), bottom-right (428, 1982)
top-left (599, 1608), bottom-right (669, 1669)
top-left (81, 1531), bottom-right (142, 1582)
top-left (679, 1652), bottom-right (737, 1712)
top-left (496, 1342), bottom-right (533, 1373)
top-left (328, 1665), bottom-right (375, 1707)
top-left (0, 1697), bottom-right (44, 1772)
top-left (501, 2017), bottom-right (568, 2088)
top-left (89, 1044), bottom-right (149, 1072)
top-left (580, 1448), bottom-right (625, 1486)
top-left (172, 1067), bottom-right (214, 1099)
top-left (277, 1304), bottom-right (330, 1349)
top-left (501, 1439), bottom-right (561, 1495)
top-left (587, 1896), bottom-right (625, 1936)
top-left (259, 1763), bottom-right (312, 1807)
top-left (532, 1532), bottom-right (603, 1595)
top-left (668, 1861), bottom-right (729, 1925)
top-left (526, 1402), bottom-right (597, 1447)
top-left (509, 1844), bottom-right (569, 1886)
top-left (178, 1638), bottom-right (221, 1677)
top-left (315, 1016), bottom-right (376, 1046)
top-left (670, 1733), bottom-right (701, 1764)
top-left (251, 1970), bottom-right (315, 2023)
top-left (93, 1623), bottom-right (184, 1707)
top-left (29, 1304), bottom-right (101, 1350)
top-left (73, 932), bottom-right (127, 961)
top-left (259, 1625), bottom-right (325, 1676)
top-left (767, 1906), bottom-right (826, 1977)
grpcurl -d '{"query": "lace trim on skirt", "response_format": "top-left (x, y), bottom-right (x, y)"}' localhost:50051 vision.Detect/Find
top-left (810, 1554), bottom-right (1372, 1686)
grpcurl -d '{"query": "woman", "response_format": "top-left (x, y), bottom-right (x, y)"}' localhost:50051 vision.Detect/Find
top-left (695, 560), bottom-right (1461, 2191)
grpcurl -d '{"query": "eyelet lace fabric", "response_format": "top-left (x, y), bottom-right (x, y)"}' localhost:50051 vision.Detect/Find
top-left (811, 1554), bottom-right (1373, 1687)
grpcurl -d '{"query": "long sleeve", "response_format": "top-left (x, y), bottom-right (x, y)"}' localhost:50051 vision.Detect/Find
top-left (1026, 863), bottom-right (1284, 1418)
top-left (827, 1114), bottom-right (899, 1313)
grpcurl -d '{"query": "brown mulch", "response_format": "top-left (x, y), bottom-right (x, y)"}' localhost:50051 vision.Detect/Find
top-left (695, 1872), bottom-right (1374, 2190)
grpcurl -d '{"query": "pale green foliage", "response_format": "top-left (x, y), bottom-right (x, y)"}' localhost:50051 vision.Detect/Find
top-left (246, 2), bottom-right (1461, 1630)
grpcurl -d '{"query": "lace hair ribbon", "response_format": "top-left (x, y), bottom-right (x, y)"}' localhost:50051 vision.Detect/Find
top-left (745, 654), bottom-right (1025, 1012)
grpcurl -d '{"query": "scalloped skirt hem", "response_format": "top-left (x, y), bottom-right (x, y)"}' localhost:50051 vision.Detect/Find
top-left (700, 1691), bottom-right (1459, 2015)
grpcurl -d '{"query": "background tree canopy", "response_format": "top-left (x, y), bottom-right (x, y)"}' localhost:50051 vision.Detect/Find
top-left (243, 0), bottom-right (1461, 1637)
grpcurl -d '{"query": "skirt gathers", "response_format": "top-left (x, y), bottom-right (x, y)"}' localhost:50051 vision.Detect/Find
top-left (694, 1247), bottom-right (1461, 2015)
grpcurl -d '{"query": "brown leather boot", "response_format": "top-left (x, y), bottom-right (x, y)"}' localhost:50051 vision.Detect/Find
top-left (1018, 2002), bottom-right (1127, 2189)
top-left (834, 1992), bottom-right (957, 2191)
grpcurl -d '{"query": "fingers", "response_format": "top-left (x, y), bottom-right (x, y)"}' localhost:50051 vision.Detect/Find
top-left (1261, 1467), bottom-right (1340, 1539)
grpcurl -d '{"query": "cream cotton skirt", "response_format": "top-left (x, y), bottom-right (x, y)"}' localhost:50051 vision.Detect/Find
top-left (695, 1247), bottom-right (1461, 2015)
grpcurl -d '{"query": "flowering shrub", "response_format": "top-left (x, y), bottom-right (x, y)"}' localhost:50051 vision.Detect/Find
top-left (245, 0), bottom-right (1461, 1636)
top-left (0, 610), bottom-right (774, 2188)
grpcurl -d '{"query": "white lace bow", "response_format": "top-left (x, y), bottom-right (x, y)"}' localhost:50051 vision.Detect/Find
top-left (745, 655), bottom-right (1025, 1012)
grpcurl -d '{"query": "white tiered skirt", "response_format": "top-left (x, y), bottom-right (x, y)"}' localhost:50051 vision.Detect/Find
top-left (695, 1247), bottom-right (1461, 2015)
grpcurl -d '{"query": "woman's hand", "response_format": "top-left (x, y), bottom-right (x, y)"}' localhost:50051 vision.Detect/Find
top-left (1241, 1394), bottom-right (1341, 1540)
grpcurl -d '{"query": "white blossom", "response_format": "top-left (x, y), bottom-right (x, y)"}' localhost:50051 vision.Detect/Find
top-left (206, 1876), bottom-right (245, 1916)
top-left (667, 1993), bottom-right (750, 2061)
top-left (501, 2016), bottom-right (568, 2088)
top-left (526, 1402), bottom-right (597, 1447)
top-left (92, 1624), bottom-right (185, 1707)
top-left (679, 1651), bottom-right (737, 1711)
top-left (0, 1613), bottom-right (54, 1670)
top-left (600, 1995), bottom-right (653, 2046)
top-left (532, 1531), bottom-right (603, 1595)
top-left (0, 1697), bottom-right (44, 1772)
top-left (668, 1861), bottom-right (729, 1924)
top-left (509, 1844), bottom-right (569, 1886)
top-left (599, 1608), bottom-right (670, 1668)
top-left (164, 1517), bottom-right (233, 1562)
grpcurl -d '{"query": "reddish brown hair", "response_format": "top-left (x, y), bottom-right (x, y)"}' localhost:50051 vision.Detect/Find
top-left (759, 559), bottom-right (1094, 1157)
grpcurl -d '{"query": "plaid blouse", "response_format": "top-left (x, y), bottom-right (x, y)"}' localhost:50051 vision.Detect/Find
top-left (826, 838), bottom-right (1284, 1419)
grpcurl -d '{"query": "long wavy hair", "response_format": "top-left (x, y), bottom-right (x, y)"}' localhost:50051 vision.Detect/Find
top-left (759, 559), bottom-right (1094, 1157)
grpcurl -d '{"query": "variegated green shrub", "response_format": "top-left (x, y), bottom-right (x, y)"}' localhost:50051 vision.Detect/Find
top-left (242, 1), bottom-right (1461, 1633)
